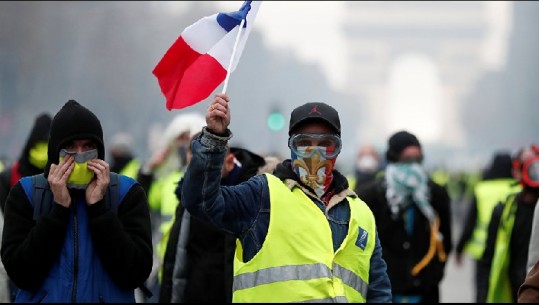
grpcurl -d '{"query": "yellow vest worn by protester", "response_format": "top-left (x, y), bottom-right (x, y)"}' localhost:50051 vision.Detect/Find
top-left (464, 179), bottom-right (521, 260)
top-left (346, 174), bottom-right (357, 191)
top-left (147, 169), bottom-right (185, 282)
top-left (233, 174), bottom-right (376, 303)
top-left (119, 158), bottom-right (141, 180)
top-left (486, 193), bottom-right (518, 303)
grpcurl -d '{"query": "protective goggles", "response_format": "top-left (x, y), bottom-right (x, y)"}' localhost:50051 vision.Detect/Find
top-left (59, 149), bottom-right (98, 163)
top-left (288, 133), bottom-right (342, 159)
top-left (522, 156), bottom-right (539, 188)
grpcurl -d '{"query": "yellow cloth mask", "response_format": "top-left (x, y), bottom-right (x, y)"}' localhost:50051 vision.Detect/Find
top-left (29, 141), bottom-right (48, 169)
top-left (59, 149), bottom-right (98, 189)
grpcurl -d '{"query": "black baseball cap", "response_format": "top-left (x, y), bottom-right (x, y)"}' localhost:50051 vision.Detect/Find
top-left (288, 102), bottom-right (341, 136)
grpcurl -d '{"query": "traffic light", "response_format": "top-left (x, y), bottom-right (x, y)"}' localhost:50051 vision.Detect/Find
top-left (267, 109), bottom-right (285, 132)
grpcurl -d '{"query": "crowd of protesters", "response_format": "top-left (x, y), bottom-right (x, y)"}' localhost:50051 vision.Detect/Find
top-left (0, 95), bottom-right (537, 303)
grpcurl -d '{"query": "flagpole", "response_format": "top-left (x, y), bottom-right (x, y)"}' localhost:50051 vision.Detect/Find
top-left (222, 18), bottom-right (246, 94)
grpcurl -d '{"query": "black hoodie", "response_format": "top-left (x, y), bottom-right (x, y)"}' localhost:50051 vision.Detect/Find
top-left (0, 112), bottom-right (52, 212)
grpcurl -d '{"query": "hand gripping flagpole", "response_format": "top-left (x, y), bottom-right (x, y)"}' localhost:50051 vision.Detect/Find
top-left (222, 18), bottom-right (246, 94)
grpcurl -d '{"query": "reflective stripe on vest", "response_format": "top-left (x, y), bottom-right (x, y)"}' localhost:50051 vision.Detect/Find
top-left (464, 179), bottom-right (520, 259)
top-left (486, 193), bottom-right (518, 303)
top-left (233, 173), bottom-right (375, 303)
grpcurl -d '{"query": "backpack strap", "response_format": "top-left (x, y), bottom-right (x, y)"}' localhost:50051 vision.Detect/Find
top-left (105, 173), bottom-right (120, 213)
top-left (109, 173), bottom-right (137, 212)
top-left (32, 174), bottom-right (53, 220)
top-left (19, 174), bottom-right (52, 220)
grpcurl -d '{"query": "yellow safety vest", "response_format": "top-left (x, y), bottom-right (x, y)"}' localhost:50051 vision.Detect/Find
top-left (147, 169), bottom-right (185, 282)
top-left (486, 193), bottom-right (518, 303)
top-left (119, 159), bottom-right (141, 180)
top-left (233, 173), bottom-right (376, 303)
top-left (464, 179), bottom-right (521, 259)
top-left (347, 175), bottom-right (357, 191)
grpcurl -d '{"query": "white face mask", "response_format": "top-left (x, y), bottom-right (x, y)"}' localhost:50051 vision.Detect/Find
top-left (357, 155), bottom-right (379, 172)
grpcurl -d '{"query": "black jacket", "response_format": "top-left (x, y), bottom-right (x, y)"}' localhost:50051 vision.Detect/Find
top-left (0, 179), bottom-right (153, 292)
top-left (356, 173), bottom-right (453, 299)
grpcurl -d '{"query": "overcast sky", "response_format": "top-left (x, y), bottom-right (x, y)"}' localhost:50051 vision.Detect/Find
top-left (216, 1), bottom-right (512, 91)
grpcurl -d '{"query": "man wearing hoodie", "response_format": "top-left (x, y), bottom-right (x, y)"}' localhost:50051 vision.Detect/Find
top-left (0, 100), bottom-right (153, 303)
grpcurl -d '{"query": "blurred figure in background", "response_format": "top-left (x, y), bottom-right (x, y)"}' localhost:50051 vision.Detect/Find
top-left (257, 155), bottom-right (282, 175)
top-left (352, 144), bottom-right (383, 194)
top-left (159, 131), bottom-right (266, 303)
top-left (0, 113), bottom-right (52, 213)
top-left (108, 131), bottom-right (141, 180)
top-left (454, 150), bottom-right (521, 302)
top-left (479, 145), bottom-right (539, 303)
top-left (0, 203), bottom-right (8, 303)
top-left (136, 112), bottom-right (205, 303)
top-left (356, 130), bottom-right (453, 303)
top-left (0, 112), bottom-right (52, 302)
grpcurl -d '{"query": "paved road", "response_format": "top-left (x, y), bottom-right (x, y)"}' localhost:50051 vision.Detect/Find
top-left (440, 209), bottom-right (475, 303)
top-left (440, 253), bottom-right (474, 303)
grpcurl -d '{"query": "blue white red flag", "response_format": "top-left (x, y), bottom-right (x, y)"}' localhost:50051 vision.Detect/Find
top-left (153, 1), bottom-right (261, 110)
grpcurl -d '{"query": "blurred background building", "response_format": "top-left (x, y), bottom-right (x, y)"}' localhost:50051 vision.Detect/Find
top-left (0, 1), bottom-right (537, 175)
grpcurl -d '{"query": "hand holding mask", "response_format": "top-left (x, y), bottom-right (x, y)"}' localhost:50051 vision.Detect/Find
top-left (59, 149), bottom-right (98, 189)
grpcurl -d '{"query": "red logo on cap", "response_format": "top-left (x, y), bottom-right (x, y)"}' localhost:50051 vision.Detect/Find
top-left (309, 106), bottom-right (321, 115)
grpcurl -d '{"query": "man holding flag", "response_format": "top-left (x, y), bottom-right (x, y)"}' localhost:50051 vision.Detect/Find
top-left (178, 92), bottom-right (393, 302)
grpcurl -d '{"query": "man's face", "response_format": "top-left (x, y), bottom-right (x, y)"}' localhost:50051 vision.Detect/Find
top-left (289, 121), bottom-right (341, 196)
top-left (398, 146), bottom-right (423, 164)
top-left (59, 138), bottom-right (98, 189)
top-left (63, 139), bottom-right (97, 153)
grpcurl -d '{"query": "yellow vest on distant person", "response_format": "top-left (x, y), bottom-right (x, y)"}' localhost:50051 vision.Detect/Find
top-left (486, 193), bottom-right (518, 303)
top-left (347, 174), bottom-right (357, 191)
top-left (119, 158), bottom-right (141, 180)
top-left (147, 169), bottom-right (185, 283)
top-left (464, 179), bottom-right (520, 260)
top-left (233, 174), bottom-right (376, 303)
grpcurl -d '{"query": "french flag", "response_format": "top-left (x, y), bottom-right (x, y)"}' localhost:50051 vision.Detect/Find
top-left (153, 1), bottom-right (261, 110)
